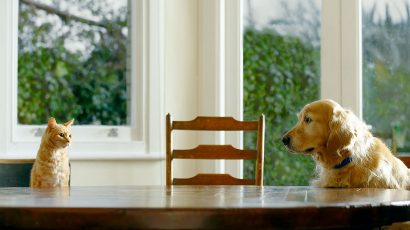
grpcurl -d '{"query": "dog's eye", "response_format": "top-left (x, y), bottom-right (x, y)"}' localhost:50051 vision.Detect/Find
top-left (304, 116), bottom-right (312, 123)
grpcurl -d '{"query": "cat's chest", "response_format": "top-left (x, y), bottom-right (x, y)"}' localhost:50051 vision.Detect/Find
top-left (51, 151), bottom-right (68, 164)
top-left (45, 157), bottom-right (70, 185)
top-left (51, 154), bottom-right (69, 172)
top-left (51, 160), bottom-right (69, 173)
top-left (38, 149), bottom-right (70, 175)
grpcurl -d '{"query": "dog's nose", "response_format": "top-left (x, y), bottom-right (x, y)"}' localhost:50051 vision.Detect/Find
top-left (282, 135), bottom-right (291, 146)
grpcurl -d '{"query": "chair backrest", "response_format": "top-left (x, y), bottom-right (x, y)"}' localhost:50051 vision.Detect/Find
top-left (166, 114), bottom-right (265, 186)
top-left (0, 159), bottom-right (34, 187)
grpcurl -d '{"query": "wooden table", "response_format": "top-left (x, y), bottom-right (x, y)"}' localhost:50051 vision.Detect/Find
top-left (0, 186), bottom-right (409, 229)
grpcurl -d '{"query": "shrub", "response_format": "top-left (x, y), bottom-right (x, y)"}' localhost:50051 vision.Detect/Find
top-left (243, 28), bottom-right (319, 185)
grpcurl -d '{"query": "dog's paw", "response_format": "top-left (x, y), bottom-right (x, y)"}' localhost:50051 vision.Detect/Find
top-left (311, 179), bottom-right (324, 187)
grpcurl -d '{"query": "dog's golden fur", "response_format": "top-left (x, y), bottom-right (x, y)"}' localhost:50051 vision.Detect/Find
top-left (282, 99), bottom-right (410, 189)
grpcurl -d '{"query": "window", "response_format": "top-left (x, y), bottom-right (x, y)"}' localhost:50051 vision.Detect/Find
top-left (362, 0), bottom-right (410, 154)
top-left (0, 0), bottom-right (163, 159)
top-left (243, 0), bottom-right (321, 185)
top-left (18, 0), bottom-right (130, 126)
top-left (185, 0), bottom-right (408, 185)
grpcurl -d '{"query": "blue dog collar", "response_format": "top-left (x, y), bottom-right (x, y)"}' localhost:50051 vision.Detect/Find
top-left (333, 156), bottom-right (353, 169)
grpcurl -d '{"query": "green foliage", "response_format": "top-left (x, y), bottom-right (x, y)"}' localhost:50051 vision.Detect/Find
top-left (243, 28), bottom-right (318, 185)
top-left (363, 62), bottom-right (410, 141)
top-left (18, 0), bottom-right (128, 125)
top-left (18, 46), bottom-right (81, 124)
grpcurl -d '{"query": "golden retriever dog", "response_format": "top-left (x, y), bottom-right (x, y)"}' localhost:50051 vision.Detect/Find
top-left (282, 99), bottom-right (410, 189)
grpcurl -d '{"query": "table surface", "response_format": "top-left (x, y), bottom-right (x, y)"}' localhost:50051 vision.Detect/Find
top-left (0, 186), bottom-right (409, 229)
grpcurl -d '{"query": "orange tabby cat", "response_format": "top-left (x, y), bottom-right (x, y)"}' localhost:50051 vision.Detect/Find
top-left (30, 117), bottom-right (74, 188)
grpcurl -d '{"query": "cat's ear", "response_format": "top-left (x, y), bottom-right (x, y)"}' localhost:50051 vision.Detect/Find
top-left (48, 117), bottom-right (57, 129)
top-left (64, 119), bottom-right (74, 127)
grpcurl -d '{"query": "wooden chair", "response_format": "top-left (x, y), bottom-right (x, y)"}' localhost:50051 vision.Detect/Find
top-left (0, 159), bottom-right (34, 187)
top-left (166, 114), bottom-right (265, 186)
top-left (399, 156), bottom-right (410, 168)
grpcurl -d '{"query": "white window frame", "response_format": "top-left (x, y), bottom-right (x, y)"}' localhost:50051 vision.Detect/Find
top-left (0, 0), bottom-right (164, 159)
top-left (197, 0), bottom-right (243, 178)
top-left (321, 0), bottom-right (362, 117)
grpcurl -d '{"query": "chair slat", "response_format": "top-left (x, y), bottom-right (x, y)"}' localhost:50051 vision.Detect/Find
top-left (173, 173), bottom-right (255, 185)
top-left (0, 159), bottom-right (35, 164)
top-left (173, 145), bottom-right (257, 160)
top-left (172, 117), bottom-right (258, 131)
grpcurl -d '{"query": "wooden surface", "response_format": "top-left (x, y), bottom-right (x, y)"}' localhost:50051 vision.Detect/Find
top-left (0, 186), bottom-right (409, 229)
top-left (399, 156), bottom-right (410, 167)
top-left (171, 116), bottom-right (259, 130)
top-left (166, 114), bottom-right (265, 186)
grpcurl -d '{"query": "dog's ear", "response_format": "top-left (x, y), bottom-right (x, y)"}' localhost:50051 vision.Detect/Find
top-left (326, 109), bottom-right (354, 155)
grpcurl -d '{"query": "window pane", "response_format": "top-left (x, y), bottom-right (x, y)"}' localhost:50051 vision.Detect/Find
top-left (18, 0), bottom-right (129, 125)
top-left (243, 0), bottom-right (320, 185)
top-left (362, 0), bottom-right (410, 154)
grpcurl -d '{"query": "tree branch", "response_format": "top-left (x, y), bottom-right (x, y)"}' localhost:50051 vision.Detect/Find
top-left (20, 0), bottom-right (111, 30)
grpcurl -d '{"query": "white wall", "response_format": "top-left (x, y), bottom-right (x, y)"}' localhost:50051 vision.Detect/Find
top-left (71, 160), bottom-right (163, 186)
top-left (71, 0), bottom-right (199, 186)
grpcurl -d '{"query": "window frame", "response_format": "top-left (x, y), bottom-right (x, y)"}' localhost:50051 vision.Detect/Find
top-left (321, 0), bottom-right (362, 116)
top-left (0, 0), bottom-right (164, 159)
top-left (196, 0), bottom-right (244, 178)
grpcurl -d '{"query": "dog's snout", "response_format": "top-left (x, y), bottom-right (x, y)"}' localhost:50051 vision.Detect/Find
top-left (282, 135), bottom-right (291, 146)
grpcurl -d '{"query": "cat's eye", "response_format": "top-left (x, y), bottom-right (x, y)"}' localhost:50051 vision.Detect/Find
top-left (59, 133), bottom-right (64, 137)
top-left (304, 116), bottom-right (312, 124)
top-left (69, 134), bottom-right (72, 138)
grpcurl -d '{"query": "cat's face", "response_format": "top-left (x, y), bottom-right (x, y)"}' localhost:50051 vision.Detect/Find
top-left (44, 117), bottom-right (74, 148)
